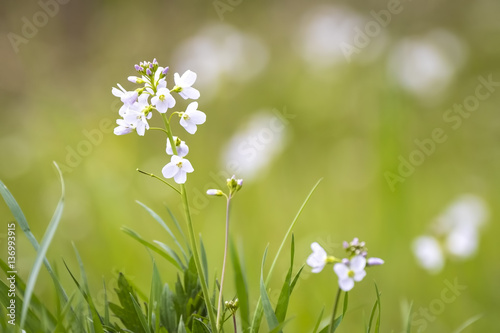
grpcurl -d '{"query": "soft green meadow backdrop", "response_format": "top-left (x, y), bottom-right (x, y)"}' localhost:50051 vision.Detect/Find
top-left (1, 0), bottom-right (500, 331)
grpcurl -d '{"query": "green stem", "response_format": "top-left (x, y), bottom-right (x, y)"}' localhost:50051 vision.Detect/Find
top-left (233, 314), bottom-right (238, 333)
top-left (149, 127), bottom-right (169, 134)
top-left (136, 169), bottom-right (181, 194)
top-left (329, 288), bottom-right (342, 333)
top-left (216, 194), bottom-right (232, 330)
top-left (161, 113), bottom-right (218, 332)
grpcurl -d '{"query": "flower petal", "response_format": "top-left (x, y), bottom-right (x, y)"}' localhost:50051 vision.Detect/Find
top-left (353, 269), bottom-right (366, 282)
top-left (350, 256), bottom-right (366, 272)
top-left (333, 263), bottom-right (349, 279)
top-left (180, 70), bottom-right (197, 86)
top-left (180, 87), bottom-right (200, 100)
top-left (181, 159), bottom-right (194, 173)
top-left (162, 163), bottom-right (178, 178)
top-left (180, 119), bottom-right (197, 134)
top-left (174, 170), bottom-right (187, 184)
top-left (338, 278), bottom-right (354, 292)
top-left (188, 110), bottom-right (206, 125)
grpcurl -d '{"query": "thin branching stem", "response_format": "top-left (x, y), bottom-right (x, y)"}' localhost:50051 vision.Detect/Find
top-left (136, 169), bottom-right (180, 194)
top-left (217, 194), bottom-right (232, 330)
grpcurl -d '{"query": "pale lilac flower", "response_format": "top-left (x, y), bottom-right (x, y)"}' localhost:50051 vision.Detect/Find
top-left (123, 94), bottom-right (152, 136)
top-left (412, 236), bottom-right (444, 274)
top-left (174, 70), bottom-right (200, 100)
top-left (128, 76), bottom-right (146, 84)
top-left (306, 242), bottom-right (328, 273)
top-left (333, 255), bottom-right (366, 291)
top-left (112, 83), bottom-right (138, 105)
top-left (166, 136), bottom-right (189, 157)
top-left (162, 155), bottom-right (194, 184)
top-left (151, 80), bottom-right (176, 113)
top-left (180, 102), bottom-right (206, 134)
top-left (114, 119), bottom-right (135, 135)
top-left (367, 258), bottom-right (385, 266)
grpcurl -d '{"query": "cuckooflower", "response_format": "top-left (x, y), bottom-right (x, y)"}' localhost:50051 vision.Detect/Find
top-left (307, 242), bottom-right (328, 273)
top-left (151, 79), bottom-right (176, 113)
top-left (173, 70), bottom-right (200, 100)
top-left (123, 94), bottom-right (153, 136)
top-left (180, 102), bottom-right (206, 134)
top-left (166, 136), bottom-right (189, 157)
top-left (334, 255), bottom-right (367, 291)
top-left (112, 83), bottom-right (138, 105)
top-left (162, 155), bottom-right (194, 184)
top-left (114, 118), bottom-right (135, 135)
top-left (367, 257), bottom-right (385, 266)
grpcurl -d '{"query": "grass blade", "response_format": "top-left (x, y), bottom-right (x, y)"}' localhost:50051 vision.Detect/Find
top-left (452, 314), bottom-right (483, 333)
top-left (20, 162), bottom-right (65, 329)
top-left (230, 239), bottom-right (250, 330)
top-left (260, 246), bottom-right (279, 330)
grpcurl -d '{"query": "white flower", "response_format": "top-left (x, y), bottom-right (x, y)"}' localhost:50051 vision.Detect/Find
top-left (114, 119), bottom-right (135, 135)
top-left (174, 70), bottom-right (200, 100)
top-left (306, 242), bottom-right (328, 273)
top-left (445, 224), bottom-right (478, 259)
top-left (180, 102), bottom-right (206, 134)
top-left (412, 236), bottom-right (444, 274)
top-left (162, 155), bottom-right (194, 184)
top-left (333, 256), bottom-right (366, 291)
top-left (166, 136), bottom-right (189, 157)
top-left (112, 83), bottom-right (138, 105)
top-left (123, 94), bottom-right (152, 136)
top-left (151, 79), bottom-right (176, 113)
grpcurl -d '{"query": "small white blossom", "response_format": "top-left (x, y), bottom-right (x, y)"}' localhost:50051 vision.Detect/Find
top-left (306, 242), bottom-right (328, 273)
top-left (123, 94), bottom-right (152, 136)
top-left (166, 136), bottom-right (189, 157)
top-left (174, 70), bottom-right (200, 100)
top-left (180, 102), bottom-right (206, 134)
top-left (367, 257), bottom-right (385, 266)
top-left (162, 155), bottom-right (194, 184)
top-left (114, 119), bottom-right (135, 136)
top-left (151, 79), bottom-right (176, 113)
top-left (333, 256), bottom-right (366, 291)
top-left (112, 83), bottom-right (138, 105)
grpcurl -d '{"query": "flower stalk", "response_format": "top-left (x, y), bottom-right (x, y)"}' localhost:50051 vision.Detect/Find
top-left (329, 287), bottom-right (342, 333)
top-left (216, 193), bottom-right (232, 330)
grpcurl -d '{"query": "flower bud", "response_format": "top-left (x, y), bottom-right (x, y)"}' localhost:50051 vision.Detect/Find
top-left (367, 257), bottom-right (384, 266)
top-left (134, 64), bottom-right (141, 71)
top-left (146, 68), bottom-right (152, 75)
top-left (207, 189), bottom-right (224, 196)
top-left (162, 66), bottom-right (169, 75)
top-left (227, 175), bottom-right (243, 195)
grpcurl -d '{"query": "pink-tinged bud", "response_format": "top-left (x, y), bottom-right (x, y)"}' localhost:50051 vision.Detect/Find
top-left (149, 63), bottom-right (154, 69)
top-left (343, 241), bottom-right (349, 249)
top-left (146, 68), bottom-right (152, 75)
top-left (367, 258), bottom-right (384, 266)
top-left (153, 58), bottom-right (158, 64)
top-left (352, 238), bottom-right (359, 246)
top-left (342, 258), bottom-right (349, 265)
top-left (162, 66), bottom-right (169, 75)
top-left (361, 251), bottom-right (367, 257)
top-left (134, 64), bottom-right (141, 71)
top-left (237, 179), bottom-right (243, 187)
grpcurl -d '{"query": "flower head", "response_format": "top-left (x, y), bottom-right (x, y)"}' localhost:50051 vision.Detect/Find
top-left (166, 136), bottom-right (189, 157)
top-left (333, 255), bottom-right (366, 291)
top-left (122, 94), bottom-right (153, 136)
top-left (173, 70), bottom-right (200, 100)
top-left (162, 155), bottom-right (194, 184)
top-left (151, 79), bottom-right (176, 113)
top-left (307, 242), bottom-right (328, 273)
top-left (180, 102), bottom-right (206, 134)
top-left (112, 83), bottom-right (138, 105)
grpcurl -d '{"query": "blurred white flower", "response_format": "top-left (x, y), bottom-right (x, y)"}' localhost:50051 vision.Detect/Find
top-left (307, 242), bottom-right (328, 273)
top-left (412, 236), bottom-right (444, 274)
top-left (333, 256), bottom-right (367, 291)
top-left (173, 24), bottom-right (269, 99)
top-left (162, 155), bottom-right (194, 184)
top-left (294, 5), bottom-right (388, 69)
top-left (221, 111), bottom-right (288, 180)
top-left (173, 70), bottom-right (200, 100)
top-left (180, 102), bottom-right (206, 134)
top-left (446, 224), bottom-right (479, 259)
top-left (388, 30), bottom-right (467, 102)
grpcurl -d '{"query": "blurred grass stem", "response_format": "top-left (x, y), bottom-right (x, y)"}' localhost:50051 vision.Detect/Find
top-left (216, 194), bottom-right (232, 330)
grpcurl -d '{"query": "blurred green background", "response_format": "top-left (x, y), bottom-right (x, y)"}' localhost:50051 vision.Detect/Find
top-left (1, 0), bottom-right (500, 331)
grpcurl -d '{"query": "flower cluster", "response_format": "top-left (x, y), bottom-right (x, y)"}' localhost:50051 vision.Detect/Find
top-left (112, 59), bottom-right (206, 184)
top-left (307, 238), bottom-right (384, 291)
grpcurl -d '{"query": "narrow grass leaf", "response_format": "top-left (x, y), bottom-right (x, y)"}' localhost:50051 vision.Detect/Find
top-left (199, 235), bottom-right (209, 286)
top-left (230, 239), bottom-right (250, 330)
top-left (260, 246), bottom-right (279, 330)
top-left (452, 314), bottom-right (483, 333)
top-left (312, 307), bottom-right (325, 333)
top-left (130, 293), bottom-right (151, 333)
top-left (21, 162), bottom-right (65, 329)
